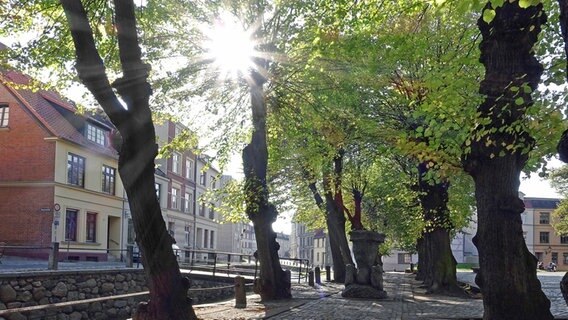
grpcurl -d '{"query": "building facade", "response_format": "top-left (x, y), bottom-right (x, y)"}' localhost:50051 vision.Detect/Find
top-left (0, 70), bottom-right (125, 261)
top-left (524, 197), bottom-right (563, 269)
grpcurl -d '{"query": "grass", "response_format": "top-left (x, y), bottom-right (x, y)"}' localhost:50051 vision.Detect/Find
top-left (456, 263), bottom-right (478, 271)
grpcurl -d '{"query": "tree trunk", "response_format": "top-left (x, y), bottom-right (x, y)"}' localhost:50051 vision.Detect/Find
top-left (556, 0), bottom-right (568, 161)
top-left (417, 164), bottom-right (460, 294)
top-left (60, 1), bottom-right (196, 319)
top-left (307, 179), bottom-right (352, 282)
top-left (415, 237), bottom-right (426, 281)
top-left (243, 71), bottom-right (290, 301)
top-left (322, 155), bottom-right (356, 282)
top-left (462, 2), bottom-right (552, 319)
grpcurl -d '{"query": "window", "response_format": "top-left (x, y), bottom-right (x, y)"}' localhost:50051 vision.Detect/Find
top-left (200, 171), bottom-right (206, 185)
top-left (184, 192), bottom-right (192, 213)
top-left (209, 204), bottom-right (215, 220)
top-left (540, 212), bottom-right (550, 224)
top-left (317, 252), bottom-right (320, 262)
top-left (0, 105), bottom-right (8, 127)
top-left (398, 253), bottom-right (412, 264)
top-left (564, 253), bottom-right (568, 265)
top-left (67, 153), bottom-right (85, 187)
top-left (562, 236), bottom-right (568, 244)
top-left (210, 230), bottom-right (215, 249)
top-left (101, 165), bottom-right (116, 195)
top-left (86, 212), bottom-right (97, 242)
top-left (86, 123), bottom-right (107, 146)
top-left (185, 159), bottom-right (194, 180)
top-left (540, 232), bottom-right (550, 244)
top-left (185, 226), bottom-right (191, 246)
top-left (196, 228), bottom-right (203, 248)
top-left (200, 202), bottom-right (206, 217)
top-left (172, 153), bottom-right (181, 174)
top-left (171, 188), bottom-right (179, 210)
top-left (552, 252), bottom-right (558, 264)
top-left (65, 209), bottom-right (78, 241)
top-left (155, 183), bottom-right (161, 201)
top-left (210, 176), bottom-right (216, 189)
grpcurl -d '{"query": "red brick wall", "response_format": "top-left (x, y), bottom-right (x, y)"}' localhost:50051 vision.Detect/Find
top-left (0, 85), bottom-right (56, 252)
top-left (0, 186), bottom-right (54, 246)
top-left (0, 87), bottom-right (55, 181)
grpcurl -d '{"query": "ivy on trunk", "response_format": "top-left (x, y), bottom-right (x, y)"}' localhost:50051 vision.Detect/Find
top-left (463, 2), bottom-right (552, 319)
top-left (59, 1), bottom-right (196, 319)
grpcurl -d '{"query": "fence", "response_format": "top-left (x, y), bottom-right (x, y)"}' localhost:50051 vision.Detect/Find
top-left (0, 243), bottom-right (311, 283)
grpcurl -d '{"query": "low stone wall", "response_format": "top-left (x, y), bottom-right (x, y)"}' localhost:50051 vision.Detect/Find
top-left (0, 270), bottom-right (241, 320)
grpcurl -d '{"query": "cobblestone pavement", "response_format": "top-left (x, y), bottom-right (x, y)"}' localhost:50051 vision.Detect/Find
top-left (195, 271), bottom-right (568, 320)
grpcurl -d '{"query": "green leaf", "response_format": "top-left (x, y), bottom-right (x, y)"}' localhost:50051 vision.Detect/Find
top-left (491, 0), bottom-right (505, 8)
top-left (519, 0), bottom-right (540, 8)
top-left (515, 97), bottom-right (525, 105)
top-left (482, 8), bottom-right (496, 24)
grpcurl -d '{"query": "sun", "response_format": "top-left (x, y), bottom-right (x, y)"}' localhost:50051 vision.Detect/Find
top-left (203, 11), bottom-right (257, 80)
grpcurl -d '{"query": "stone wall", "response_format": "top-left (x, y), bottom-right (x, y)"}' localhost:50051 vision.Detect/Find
top-left (0, 269), bottom-right (240, 320)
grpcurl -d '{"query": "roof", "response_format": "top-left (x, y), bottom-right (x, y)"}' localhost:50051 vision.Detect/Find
top-left (524, 198), bottom-right (560, 210)
top-left (1, 70), bottom-right (118, 158)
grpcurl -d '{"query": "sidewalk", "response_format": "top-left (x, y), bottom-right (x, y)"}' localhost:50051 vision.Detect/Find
top-left (194, 272), bottom-right (568, 320)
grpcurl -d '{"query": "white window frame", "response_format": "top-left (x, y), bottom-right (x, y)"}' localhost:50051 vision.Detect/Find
top-left (184, 192), bottom-right (192, 213)
top-left (0, 104), bottom-right (9, 127)
top-left (86, 123), bottom-right (107, 146)
top-left (171, 187), bottom-right (179, 210)
top-left (172, 153), bottom-right (181, 174)
top-left (185, 159), bottom-right (194, 180)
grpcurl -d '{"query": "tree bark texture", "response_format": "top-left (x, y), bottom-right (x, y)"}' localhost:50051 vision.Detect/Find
top-left (60, 1), bottom-right (196, 319)
top-left (463, 2), bottom-right (552, 319)
top-left (243, 72), bottom-right (291, 301)
top-left (556, 0), bottom-right (568, 162)
top-left (307, 179), bottom-right (352, 283)
top-left (416, 164), bottom-right (459, 295)
top-left (322, 155), bottom-right (356, 282)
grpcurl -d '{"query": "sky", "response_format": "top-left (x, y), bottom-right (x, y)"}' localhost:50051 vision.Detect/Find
top-left (519, 158), bottom-right (563, 199)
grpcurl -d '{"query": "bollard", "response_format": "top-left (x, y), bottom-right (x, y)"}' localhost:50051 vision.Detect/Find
top-left (48, 242), bottom-right (59, 270)
top-left (410, 263), bottom-right (414, 273)
top-left (325, 265), bottom-right (331, 282)
top-left (234, 276), bottom-right (247, 308)
top-left (308, 270), bottom-right (314, 286)
top-left (315, 266), bottom-right (321, 284)
top-left (126, 245), bottom-right (133, 268)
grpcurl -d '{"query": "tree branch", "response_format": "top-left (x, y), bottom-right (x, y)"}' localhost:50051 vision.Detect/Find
top-left (59, 0), bottom-right (128, 126)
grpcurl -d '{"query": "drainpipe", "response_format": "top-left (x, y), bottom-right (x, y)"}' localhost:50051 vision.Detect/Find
top-left (120, 189), bottom-right (126, 261)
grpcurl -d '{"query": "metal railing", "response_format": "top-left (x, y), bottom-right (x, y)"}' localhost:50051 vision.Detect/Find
top-left (0, 243), bottom-right (311, 283)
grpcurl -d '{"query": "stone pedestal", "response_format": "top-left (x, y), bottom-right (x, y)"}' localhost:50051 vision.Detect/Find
top-left (342, 230), bottom-right (387, 299)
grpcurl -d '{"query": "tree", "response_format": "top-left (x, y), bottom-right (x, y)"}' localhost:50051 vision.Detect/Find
top-left (462, 1), bottom-right (553, 319)
top-left (59, 1), bottom-right (196, 319)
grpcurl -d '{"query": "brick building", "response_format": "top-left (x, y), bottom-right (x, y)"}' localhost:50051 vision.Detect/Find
top-left (0, 70), bottom-right (125, 261)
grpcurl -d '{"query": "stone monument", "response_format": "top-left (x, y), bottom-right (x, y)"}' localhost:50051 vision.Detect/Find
top-left (342, 230), bottom-right (387, 299)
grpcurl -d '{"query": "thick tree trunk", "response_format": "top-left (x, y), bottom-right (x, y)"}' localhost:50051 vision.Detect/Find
top-left (556, 1), bottom-right (568, 161)
top-left (322, 155), bottom-right (356, 282)
top-left (60, 1), bottom-right (196, 319)
top-left (462, 2), bottom-right (552, 319)
top-left (243, 72), bottom-right (290, 301)
top-left (307, 179), bottom-right (352, 282)
top-left (415, 237), bottom-right (426, 281)
top-left (325, 198), bottom-right (354, 282)
top-left (416, 164), bottom-right (459, 294)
